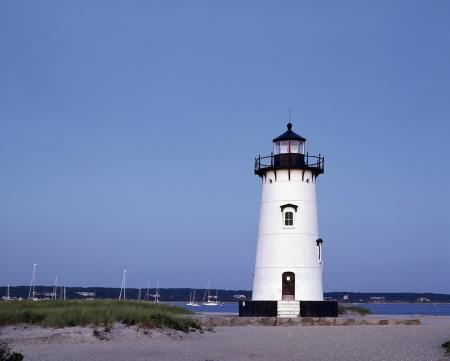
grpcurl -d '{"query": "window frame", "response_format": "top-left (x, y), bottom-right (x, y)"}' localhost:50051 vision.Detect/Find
top-left (281, 206), bottom-right (297, 229)
top-left (284, 211), bottom-right (294, 227)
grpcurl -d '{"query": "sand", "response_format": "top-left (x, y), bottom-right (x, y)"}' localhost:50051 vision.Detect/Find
top-left (1, 316), bottom-right (450, 361)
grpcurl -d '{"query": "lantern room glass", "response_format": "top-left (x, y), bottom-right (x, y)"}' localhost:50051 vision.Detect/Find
top-left (273, 140), bottom-right (304, 155)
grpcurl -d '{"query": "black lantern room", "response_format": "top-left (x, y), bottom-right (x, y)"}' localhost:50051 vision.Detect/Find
top-left (272, 122), bottom-right (306, 168)
top-left (254, 123), bottom-right (324, 176)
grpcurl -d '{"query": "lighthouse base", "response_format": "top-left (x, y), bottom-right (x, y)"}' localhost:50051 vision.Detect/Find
top-left (238, 300), bottom-right (278, 317)
top-left (239, 300), bottom-right (338, 317)
top-left (299, 301), bottom-right (338, 317)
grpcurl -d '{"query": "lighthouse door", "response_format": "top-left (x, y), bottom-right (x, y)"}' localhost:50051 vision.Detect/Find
top-left (282, 272), bottom-right (295, 300)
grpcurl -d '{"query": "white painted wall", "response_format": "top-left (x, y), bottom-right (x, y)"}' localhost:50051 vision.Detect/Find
top-left (252, 169), bottom-right (324, 301)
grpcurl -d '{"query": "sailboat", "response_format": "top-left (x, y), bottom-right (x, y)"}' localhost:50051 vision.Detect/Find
top-left (28, 263), bottom-right (39, 301)
top-left (202, 282), bottom-right (220, 306)
top-left (150, 280), bottom-right (160, 303)
top-left (1, 285), bottom-right (12, 301)
top-left (186, 289), bottom-right (199, 307)
top-left (51, 276), bottom-right (58, 300)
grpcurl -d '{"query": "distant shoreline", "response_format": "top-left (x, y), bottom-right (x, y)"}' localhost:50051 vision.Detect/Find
top-left (2, 286), bottom-right (450, 303)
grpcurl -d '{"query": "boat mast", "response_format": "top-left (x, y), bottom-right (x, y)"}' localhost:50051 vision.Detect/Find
top-left (144, 282), bottom-right (150, 301)
top-left (202, 282), bottom-right (209, 303)
top-left (28, 263), bottom-right (36, 300)
top-left (154, 280), bottom-right (160, 302)
top-left (52, 276), bottom-right (58, 300)
top-left (119, 269), bottom-right (127, 300)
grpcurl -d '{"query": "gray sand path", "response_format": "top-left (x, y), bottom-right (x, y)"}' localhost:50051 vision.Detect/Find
top-left (2, 316), bottom-right (450, 361)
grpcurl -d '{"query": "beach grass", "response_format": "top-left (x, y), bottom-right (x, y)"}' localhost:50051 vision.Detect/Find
top-left (442, 340), bottom-right (450, 353)
top-left (338, 304), bottom-right (372, 316)
top-left (0, 300), bottom-right (199, 332)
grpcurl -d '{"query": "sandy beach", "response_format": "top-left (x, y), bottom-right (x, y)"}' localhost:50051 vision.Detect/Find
top-left (1, 316), bottom-right (449, 361)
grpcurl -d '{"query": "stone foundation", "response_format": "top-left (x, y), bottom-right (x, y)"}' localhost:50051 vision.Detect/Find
top-left (196, 316), bottom-right (421, 328)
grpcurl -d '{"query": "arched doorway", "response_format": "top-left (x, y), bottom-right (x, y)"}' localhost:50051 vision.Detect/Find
top-left (282, 272), bottom-right (295, 300)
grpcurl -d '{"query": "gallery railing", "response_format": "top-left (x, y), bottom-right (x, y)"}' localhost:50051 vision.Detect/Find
top-left (254, 153), bottom-right (324, 175)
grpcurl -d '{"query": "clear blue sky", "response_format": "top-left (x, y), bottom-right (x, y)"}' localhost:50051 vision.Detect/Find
top-left (1, 1), bottom-right (449, 292)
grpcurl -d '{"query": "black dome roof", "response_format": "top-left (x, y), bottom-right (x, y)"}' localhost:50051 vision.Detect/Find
top-left (272, 123), bottom-right (306, 142)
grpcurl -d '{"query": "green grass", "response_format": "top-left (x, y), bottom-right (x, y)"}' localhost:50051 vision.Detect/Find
top-left (338, 304), bottom-right (372, 316)
top-left (442, 340), bottom-right (450, 353)
top-left (0, 300), bottom-right (200, 332)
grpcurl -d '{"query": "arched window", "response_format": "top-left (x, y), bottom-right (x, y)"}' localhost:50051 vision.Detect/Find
top-left (285, 211), bottom-right (294, 226)
top-left (280, 203), bottom-right (297, 229)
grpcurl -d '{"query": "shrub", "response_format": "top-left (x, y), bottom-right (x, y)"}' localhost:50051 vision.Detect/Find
top-left (0, 342), bottom-right (23, 361)
top-left (338, 304), bottom-right (371, 316)
top-left (442, 340), bottom-right (450, 353)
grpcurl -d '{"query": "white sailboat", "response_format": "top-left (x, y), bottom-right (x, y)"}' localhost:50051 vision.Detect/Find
top-left (186, 289), bottom-right (199, 307)
top-left (202, 282), bottom-right (220, 306)
top-left (119, 269), bottom-right (127, 300)
top-left (150, 280), bottom-right (160, 303)
top-left (28, 263), bottom-right (39, 301)
top-left (2, 285), bottom-right (12, 301)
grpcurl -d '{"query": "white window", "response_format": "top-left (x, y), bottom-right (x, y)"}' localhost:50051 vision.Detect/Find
top-left (273, 140), bottom-right (305, 154)
top-left (280, 141), bottom-right (289, 153)
top-left (289, 140), bottom-right (299, 154)
top-left (273, 141), bottom-right (280, 155)
top-left (299, 141), bottom-right (305, 154)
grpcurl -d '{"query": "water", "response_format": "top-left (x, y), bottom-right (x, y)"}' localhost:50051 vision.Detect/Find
top-left (359, 303), bottom-right (450, 316)
top-left (170, 302), bottom-right (450, 316)
top-left (171, 302), bottom-right (238, 314)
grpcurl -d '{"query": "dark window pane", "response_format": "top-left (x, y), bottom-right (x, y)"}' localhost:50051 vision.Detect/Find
top-left (285, 212), bottom-right (294, 226)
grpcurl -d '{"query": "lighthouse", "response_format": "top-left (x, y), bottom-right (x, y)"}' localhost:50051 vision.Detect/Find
top-left (240, 122), bottom-right (337, 317)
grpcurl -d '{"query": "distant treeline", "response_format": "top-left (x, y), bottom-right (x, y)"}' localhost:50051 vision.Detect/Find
top-left (1, 286), bottom-right (450, 303)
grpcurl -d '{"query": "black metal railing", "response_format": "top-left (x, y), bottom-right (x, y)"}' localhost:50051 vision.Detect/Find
top-left (254, 152), bottom-right (325, 175)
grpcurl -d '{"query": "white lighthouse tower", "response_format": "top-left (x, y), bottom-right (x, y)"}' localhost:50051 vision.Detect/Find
top-left (252, 123), bottom-right (325, 307)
